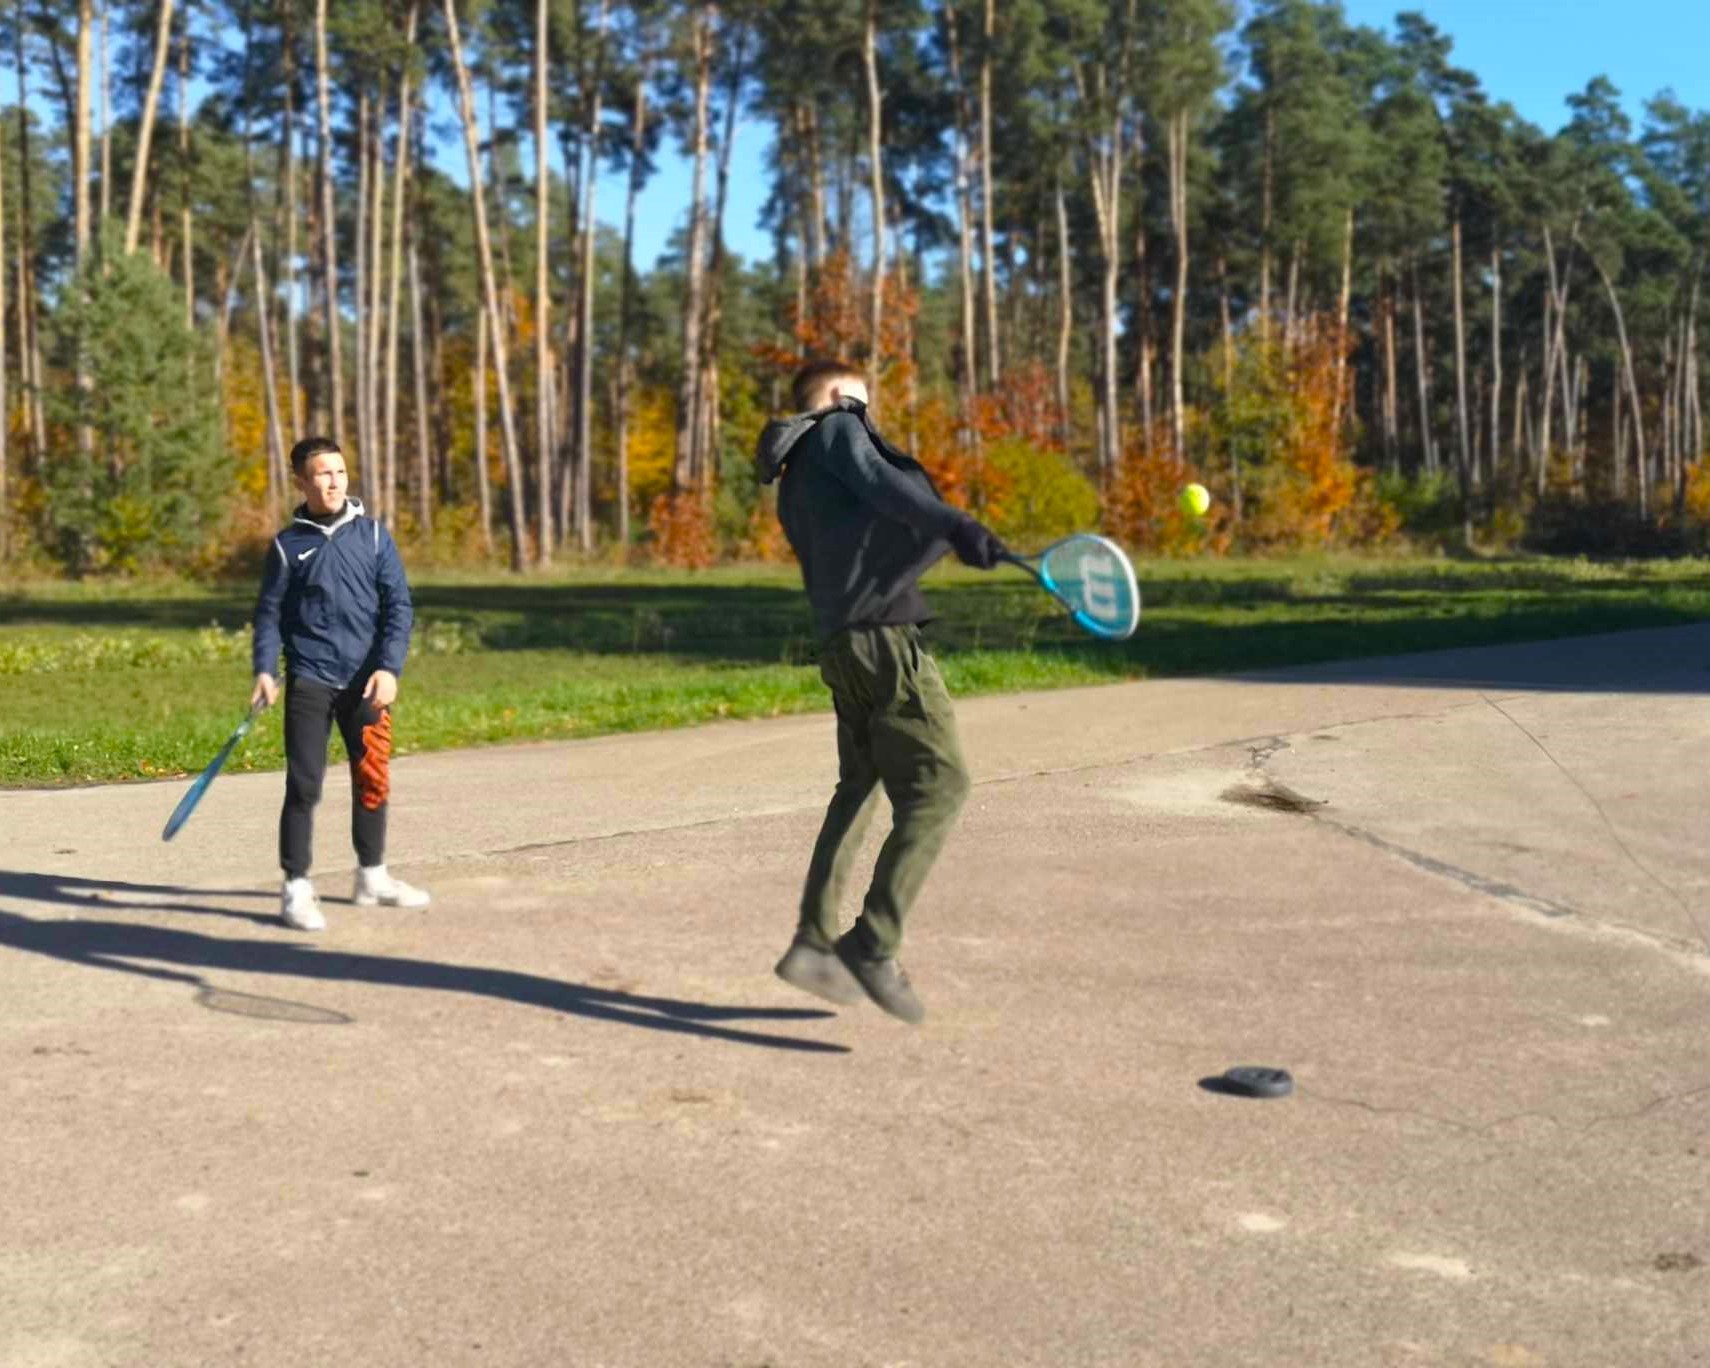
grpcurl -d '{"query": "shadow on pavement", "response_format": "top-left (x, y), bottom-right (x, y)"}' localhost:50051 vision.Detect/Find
top-left (0, 870), bottom-right (279, 924)
top-left (0, 898), bottom-right (849, 1055)
top-left (1236, 623), bottom-right (1710, 696)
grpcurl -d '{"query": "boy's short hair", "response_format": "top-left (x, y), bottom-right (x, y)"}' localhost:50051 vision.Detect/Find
top-left (791, 359), bottom-right (865, 412)
top-left (290, 436), bottom-right (342, 476)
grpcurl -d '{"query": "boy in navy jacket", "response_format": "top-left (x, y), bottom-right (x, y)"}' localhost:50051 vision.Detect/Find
top-left (251, 437), bottom-right (429, 931)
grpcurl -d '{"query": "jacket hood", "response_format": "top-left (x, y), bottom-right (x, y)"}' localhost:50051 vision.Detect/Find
top-left (754, 398), bottom-right (869, 485)
top-left (291, 496), bottom-right (365, 535)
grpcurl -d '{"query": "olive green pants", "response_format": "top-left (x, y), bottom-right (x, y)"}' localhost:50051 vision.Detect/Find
top-left (798, 624), bottom-right (971, 958)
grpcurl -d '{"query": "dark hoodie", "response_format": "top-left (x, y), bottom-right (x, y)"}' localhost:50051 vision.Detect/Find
top-left (755, 399), bottom-right (975, 641)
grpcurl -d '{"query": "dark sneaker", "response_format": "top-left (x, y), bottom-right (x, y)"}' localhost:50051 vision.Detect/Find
top-left (834, 934), bottom-right (925, 1025)
top-left (774, 936), bottom-right (864, 1007)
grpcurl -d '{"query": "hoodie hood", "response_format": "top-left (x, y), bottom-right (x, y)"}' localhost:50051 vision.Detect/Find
top-left (292, 496), bottom-right (365, 536)
top-left (754, 398), bottom-right (871, 485)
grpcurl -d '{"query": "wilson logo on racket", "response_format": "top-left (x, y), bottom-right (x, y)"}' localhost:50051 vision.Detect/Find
top-left (1078, 553), bottom-right (1123, 621)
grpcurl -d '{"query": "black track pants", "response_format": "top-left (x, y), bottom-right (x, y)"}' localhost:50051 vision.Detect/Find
top-left (279, 675), bottom-right (392, 879)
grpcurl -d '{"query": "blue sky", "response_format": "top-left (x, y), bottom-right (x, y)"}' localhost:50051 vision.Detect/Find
top-left (603, 0), bottom-right (1710, 275)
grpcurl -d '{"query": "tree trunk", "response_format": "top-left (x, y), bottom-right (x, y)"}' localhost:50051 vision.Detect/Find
top-left (1259, 106), bottom-right (1273, 346)
top-left (354, 91), bottom-right (371, 483)
top-left (251, 228), bottom-right (288, 518)
top-left (312, 0), bottom-right (344, 449)
top-left (1513, 367), bottom-right (1529, 479)
top-left (98, 1), bottom-right (110, 243)
top-left (1538, 220), bottom-right (1578, 496)
top-left (303, 117), bottom-right (323, 429)
top-left (74, 0), bottom-right (95, 459)
top-left (15, 9), bottom-right (43, 463)
top-left (1167, 110), bottom-right (1189, 463)
top-left (214, 232), bottom-right (240, 389)
top-left (1055, 177), bottom-right (1071, 443)
top-left (176, 16), bottom-right (192, 327)
top-left (1613, 361), bottom-right (1626, 497)
top-left (1584, 241), bottom-right (1647, 516)
top-left (1664, 322), bottom-right (1678, 503)
top-left (474, 304), bottom-right (493, 553)
top-left (978, 0), bottom-right (999, 387)
top-left (1410, 256), bottom-right (1435, 474)
top-left (574, 0), bottom-right (610, 549)
top-left (1573, 353), bottom-right (1588, 489)
top-left (485, 75), bottom-right (516, 331)
top-left (1332, 208), bottom-right (1353, 435)
top-left (427, 280), bottom-right (452, 504)
top-left (240, 11), bottom-right (284, 510)
top-left (1539, 228), bottom-right (1562, 493)
top-left (554, 121), bottom-right (575, 547)
top-left (945, 0), bottom-right (978, 413)
top-left (1451, 216), bottom-right (1471, 496)
top-left (1078, 56), bottom-right (1126, 483)
top-left (1131, 114), bottom-right (1150, 430)
top-left (803, 101), bottom-right (826, 269)
top-left (280, 7), bottom-right (302, 431)
top-left (1489, 242), bottom-right (1501, 485)
top-left (409, 236), bottom-right (431, 532)
top-left (123, 0), bottom-right (176, 255)
top-left (1682, 270), bottom-right (1696, 478)
top-left (615, 55), bottom-right (650, 552)
top-left (1382, 267), bottom-right (1399, 472)
top-left (864, 0), bottom-right (885, 401)
top-left (673, 3), bottom-right (713, 494)
top-left (367, 84), bottom-right (388, 514)
top-left (444, 0), bottom-right (527, 571)
top-left (1218, 255), bottom-right (1240, 521)
top-left (533, 0), bottom-right (553, 561)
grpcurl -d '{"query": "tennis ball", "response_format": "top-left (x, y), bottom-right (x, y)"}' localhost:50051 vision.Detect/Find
top-left (1179, 483), bottom-right (1211, 518)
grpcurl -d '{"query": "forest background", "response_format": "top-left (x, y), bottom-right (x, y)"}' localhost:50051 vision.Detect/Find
top-left (4, 0), bottom-right (1710, 578)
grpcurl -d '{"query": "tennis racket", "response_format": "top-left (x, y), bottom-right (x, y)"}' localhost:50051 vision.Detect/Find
top-left (1002, 533), bottom-right (1140, 641)
top-left (161, 700), bottom-right (267, 842)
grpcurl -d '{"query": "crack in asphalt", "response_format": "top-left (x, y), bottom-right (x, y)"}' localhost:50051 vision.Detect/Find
top-left (1298, 1078), bottom-right (1710, 1138)
top-left (1478, 693), bottom-right (1710, 954)
top-left (1236, 736), bottom-right (1710, 972)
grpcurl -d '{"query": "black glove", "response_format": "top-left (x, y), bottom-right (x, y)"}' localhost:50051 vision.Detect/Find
top-left (948, 516), bottom-right (1008, 570)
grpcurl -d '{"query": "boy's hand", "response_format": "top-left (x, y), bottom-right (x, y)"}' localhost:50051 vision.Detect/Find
top-left (363, 670), bottom-right (399, 709)
top-left (251, 673), bottom-right (279, 709)
top-left (948, 517), bottom-right (1008, 570)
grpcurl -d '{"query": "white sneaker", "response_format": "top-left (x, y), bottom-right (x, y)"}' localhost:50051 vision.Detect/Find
top-left (353, 865), bottom-right (431, 909)
top-left (281, 877), bottom-right (327, 932)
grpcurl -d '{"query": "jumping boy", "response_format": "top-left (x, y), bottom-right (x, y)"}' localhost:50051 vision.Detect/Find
top-left (251, 436), bottom-right (429, 932)
top-left (754, 360), bottom-right (1008, 1023)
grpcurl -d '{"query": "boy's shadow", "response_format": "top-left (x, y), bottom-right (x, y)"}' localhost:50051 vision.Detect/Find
top-left (0, 873), bottom-right (847, 1055)
top-left (0, 870), bottom-right (280, 924)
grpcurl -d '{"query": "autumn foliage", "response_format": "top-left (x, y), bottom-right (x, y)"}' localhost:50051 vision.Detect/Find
top-left (647, 491), bottom-right (718, 569)
top-left (1193, 315), bottom-right (1397, 551)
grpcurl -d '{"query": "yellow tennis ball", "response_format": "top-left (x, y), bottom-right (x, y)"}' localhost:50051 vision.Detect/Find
top-left (1179, 483), bottom-right (1211, 518)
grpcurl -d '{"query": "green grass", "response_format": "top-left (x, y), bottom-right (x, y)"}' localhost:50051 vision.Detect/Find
top-left (4, 553), bottom-right (1708, 787)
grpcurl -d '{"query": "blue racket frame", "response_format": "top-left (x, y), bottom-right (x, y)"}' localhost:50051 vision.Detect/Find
top-left (1002, 533), bottom-right (1141, 641)
top-left (161, 700), bottom-right (266, 842)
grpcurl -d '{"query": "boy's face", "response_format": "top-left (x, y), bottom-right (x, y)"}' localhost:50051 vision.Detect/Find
top-left (296, 451), bottom-right (348, 516)
top-left (828, 378), bottom-right (870, 412)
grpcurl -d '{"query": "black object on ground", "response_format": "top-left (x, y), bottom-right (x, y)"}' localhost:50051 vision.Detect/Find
top-left (1201, 1066), bottom-right (1294, 1099)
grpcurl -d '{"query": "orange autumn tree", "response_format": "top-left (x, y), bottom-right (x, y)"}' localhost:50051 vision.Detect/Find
top-left (736, 249), bottom-right (931, 555)
top-left (1113, 314), bottom-right (1395, 554)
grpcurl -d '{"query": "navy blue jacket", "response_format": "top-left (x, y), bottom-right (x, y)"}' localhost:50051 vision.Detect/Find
top-left (252, 499), bottom-right (413, 688)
